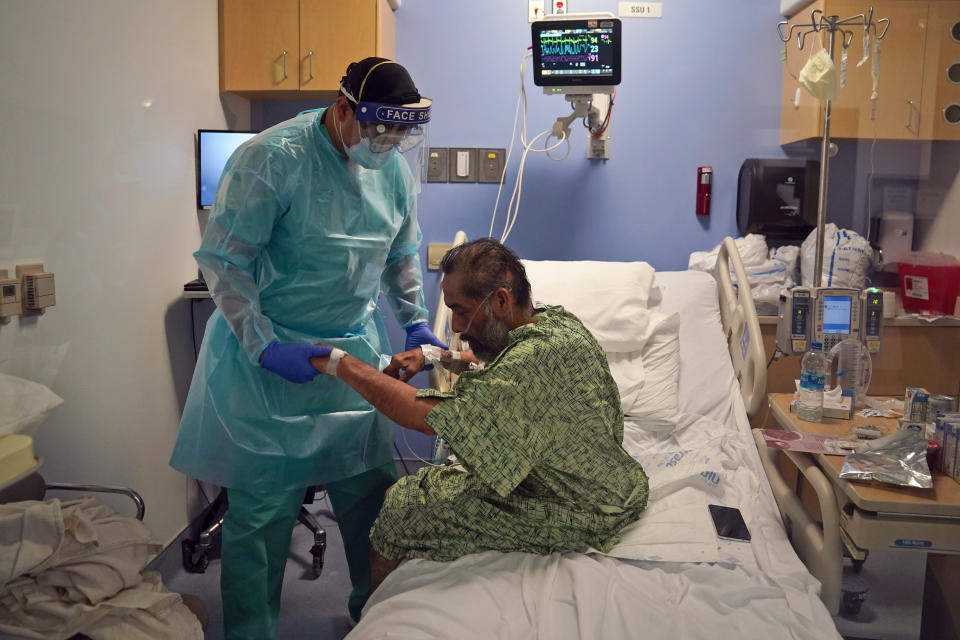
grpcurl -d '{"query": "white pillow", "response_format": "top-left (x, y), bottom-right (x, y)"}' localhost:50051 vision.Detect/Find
top-left (522, 260), bottom-right (661, 353)
top-left (605, 350), bottom-right (645, 415)
top-left (655, 272), bottom-right (734, 422)
top-left (607, 311), bottom-right (680, 431)
top-left (0, 372), bottom-right (64, 437)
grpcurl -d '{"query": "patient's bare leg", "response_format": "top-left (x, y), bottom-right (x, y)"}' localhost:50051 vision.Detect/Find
top-left (369, 548), bottom-right (402, 595)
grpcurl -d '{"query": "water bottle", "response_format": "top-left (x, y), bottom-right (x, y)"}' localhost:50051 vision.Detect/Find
top-left (798, 341), bottom-right (827, 422)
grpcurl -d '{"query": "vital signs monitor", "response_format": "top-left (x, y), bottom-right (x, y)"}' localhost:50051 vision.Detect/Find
top-left (531, 16), bottom-right (622, 94)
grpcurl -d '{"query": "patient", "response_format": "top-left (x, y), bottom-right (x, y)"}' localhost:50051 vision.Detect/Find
top-left (309, 238), bottom-right (648, 593)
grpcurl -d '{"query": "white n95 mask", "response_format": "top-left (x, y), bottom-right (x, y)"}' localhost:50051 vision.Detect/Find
top-left (799, 48), bottom-right (838, 102)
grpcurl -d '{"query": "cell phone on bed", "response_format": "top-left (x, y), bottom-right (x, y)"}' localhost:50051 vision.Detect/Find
top-left (708, 504), bottom-right (751, 542)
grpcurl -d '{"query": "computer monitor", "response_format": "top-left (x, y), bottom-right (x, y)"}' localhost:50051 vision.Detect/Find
top-left (196, 129), bottom-right (258, 210)
top-left (531, 17), bottom-right (621, 93)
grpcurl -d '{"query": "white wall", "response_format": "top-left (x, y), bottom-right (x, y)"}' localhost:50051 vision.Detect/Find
top-left (0, 1), bottom-right (249, 544)
top-left (916, 142), bottom-right (960, 254)
top-left (918, 179), bottom-right (960, 253)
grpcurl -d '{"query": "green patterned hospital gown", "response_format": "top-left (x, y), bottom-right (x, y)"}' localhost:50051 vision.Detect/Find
top-left (370, 306), bottom-right (649, 561)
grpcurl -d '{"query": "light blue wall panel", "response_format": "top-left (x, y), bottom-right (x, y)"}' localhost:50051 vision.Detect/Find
top-left (397, 0), bottom-right (788, 270)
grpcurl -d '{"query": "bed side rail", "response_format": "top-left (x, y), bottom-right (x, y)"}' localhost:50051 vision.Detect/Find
top-left (752, 430), bottom-right (841, 615)
top-left (715, 237), bottom-right (767, 419)
top-left (428, 231), bottom-right (468, 393)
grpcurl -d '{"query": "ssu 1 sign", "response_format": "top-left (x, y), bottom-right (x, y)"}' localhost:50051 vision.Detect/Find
top-left (618, 2), bottom-right (662, 18)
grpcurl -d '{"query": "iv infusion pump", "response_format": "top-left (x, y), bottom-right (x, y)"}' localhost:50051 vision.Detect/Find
top-left (776, 287), bottom-right (883, 356)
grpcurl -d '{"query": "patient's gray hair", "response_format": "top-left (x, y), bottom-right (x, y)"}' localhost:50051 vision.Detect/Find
top-left (440, 238), bottom-right (532, 308)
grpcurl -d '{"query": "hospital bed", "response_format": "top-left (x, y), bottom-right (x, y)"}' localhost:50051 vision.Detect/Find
top-left (347, 234), bottom-right (840, 639)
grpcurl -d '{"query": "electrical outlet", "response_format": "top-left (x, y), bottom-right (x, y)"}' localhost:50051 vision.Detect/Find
top-left (587, 137), bottom-right (610, 160)
top-left (528, 0), bottom-right (545, 22)
top-left (23, 272), bottom-right (55, 311)
top-left (0, 268), bottom-right (21, 321)
top-left (15, 263), bottom-right (43, 279)
top-left (427, 243), bottom-right (453, 270)
top-left (426, 147), bottom-right (449, 182)
top-left (16, 263), bottom-right (55, 314)
top-left (477, 148), bottom-right (506, 183)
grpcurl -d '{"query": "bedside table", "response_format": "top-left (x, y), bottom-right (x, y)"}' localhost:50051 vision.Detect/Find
top-left (753, 393), bottom-right (960, 615)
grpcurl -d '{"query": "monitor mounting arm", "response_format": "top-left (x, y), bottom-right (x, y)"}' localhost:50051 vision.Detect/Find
top-left (552, 94), bottom-right (602, 141)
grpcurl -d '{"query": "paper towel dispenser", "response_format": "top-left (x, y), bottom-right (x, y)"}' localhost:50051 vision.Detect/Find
top-left (737, 158), bottom-right (819, 244)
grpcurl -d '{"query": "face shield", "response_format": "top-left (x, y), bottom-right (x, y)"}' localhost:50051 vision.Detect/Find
top-left (342, 84), bottom-right (432, 192)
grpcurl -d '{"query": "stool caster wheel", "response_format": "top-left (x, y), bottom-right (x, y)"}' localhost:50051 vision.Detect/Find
top-left (309, 529), bottom-right (326, 579)
top-left (182, 539), bottom-right (209, 573)
top-left (309, 543), bottom-right (325, 579)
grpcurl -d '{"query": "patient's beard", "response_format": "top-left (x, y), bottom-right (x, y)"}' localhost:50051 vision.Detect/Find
top-left (464, 307), bottom-right (510, 363)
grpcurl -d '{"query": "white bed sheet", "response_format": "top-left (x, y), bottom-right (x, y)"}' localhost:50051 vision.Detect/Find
top-left (351, 552), bottom-right (831, 640)
top-left (348, 269), bottom-right (839, 639)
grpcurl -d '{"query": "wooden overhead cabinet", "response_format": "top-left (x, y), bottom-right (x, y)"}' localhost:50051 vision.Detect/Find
top-left (780, 0), bottom-right (960, 143)
top-left (219, 0), bottom-right (396, 99)
top-left (919, 0), bottom-right (960, 140)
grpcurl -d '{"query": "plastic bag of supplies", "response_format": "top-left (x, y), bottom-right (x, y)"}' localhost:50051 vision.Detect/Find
top-left (801, 223), bottom-right (873, 289)
top-left (689, 235), bottom-right (795, 315)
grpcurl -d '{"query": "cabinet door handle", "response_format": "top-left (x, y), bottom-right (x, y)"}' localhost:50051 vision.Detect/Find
top-left (307, 50), bottom-right (314, 82)
top-left (906, 99), bottom-right (918, 134)
top-left (272, 50), bottom-right (288, 84)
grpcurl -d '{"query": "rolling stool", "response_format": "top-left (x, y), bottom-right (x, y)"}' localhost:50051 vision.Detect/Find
top-left (181, 485), bottom-right (331, 579)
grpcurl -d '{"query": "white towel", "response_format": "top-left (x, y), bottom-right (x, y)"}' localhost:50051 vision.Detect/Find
top-left (0, 499), bottom-right (63, 585)
top-left (0, 497), bottom-right (200, 639)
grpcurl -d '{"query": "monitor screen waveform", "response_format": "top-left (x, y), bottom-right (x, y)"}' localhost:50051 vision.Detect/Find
top-left (539, 32), bottom-right (612, 63)
top-left (536, 28), bottom-right (615, 77)
top-left (531, 18), bottom-right (621, 88)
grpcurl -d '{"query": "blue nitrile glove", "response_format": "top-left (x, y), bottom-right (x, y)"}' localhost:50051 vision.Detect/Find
top-left (404, 322), bottom-right (448, 352)
top-left (259, 341), bottom-right (332, 383)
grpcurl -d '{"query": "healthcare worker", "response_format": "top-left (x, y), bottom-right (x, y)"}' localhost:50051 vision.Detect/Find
top-left (170, 57), bottom-right (445, 638)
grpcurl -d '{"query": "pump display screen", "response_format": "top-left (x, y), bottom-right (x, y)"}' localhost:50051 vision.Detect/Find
top-left (531, 18), bottom-right (621, 87)
top-left (822, 296), bottom-right (852, 334)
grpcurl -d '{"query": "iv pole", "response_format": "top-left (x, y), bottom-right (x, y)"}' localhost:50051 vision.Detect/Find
top-left (777, 8), bottom-right (890, 285)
